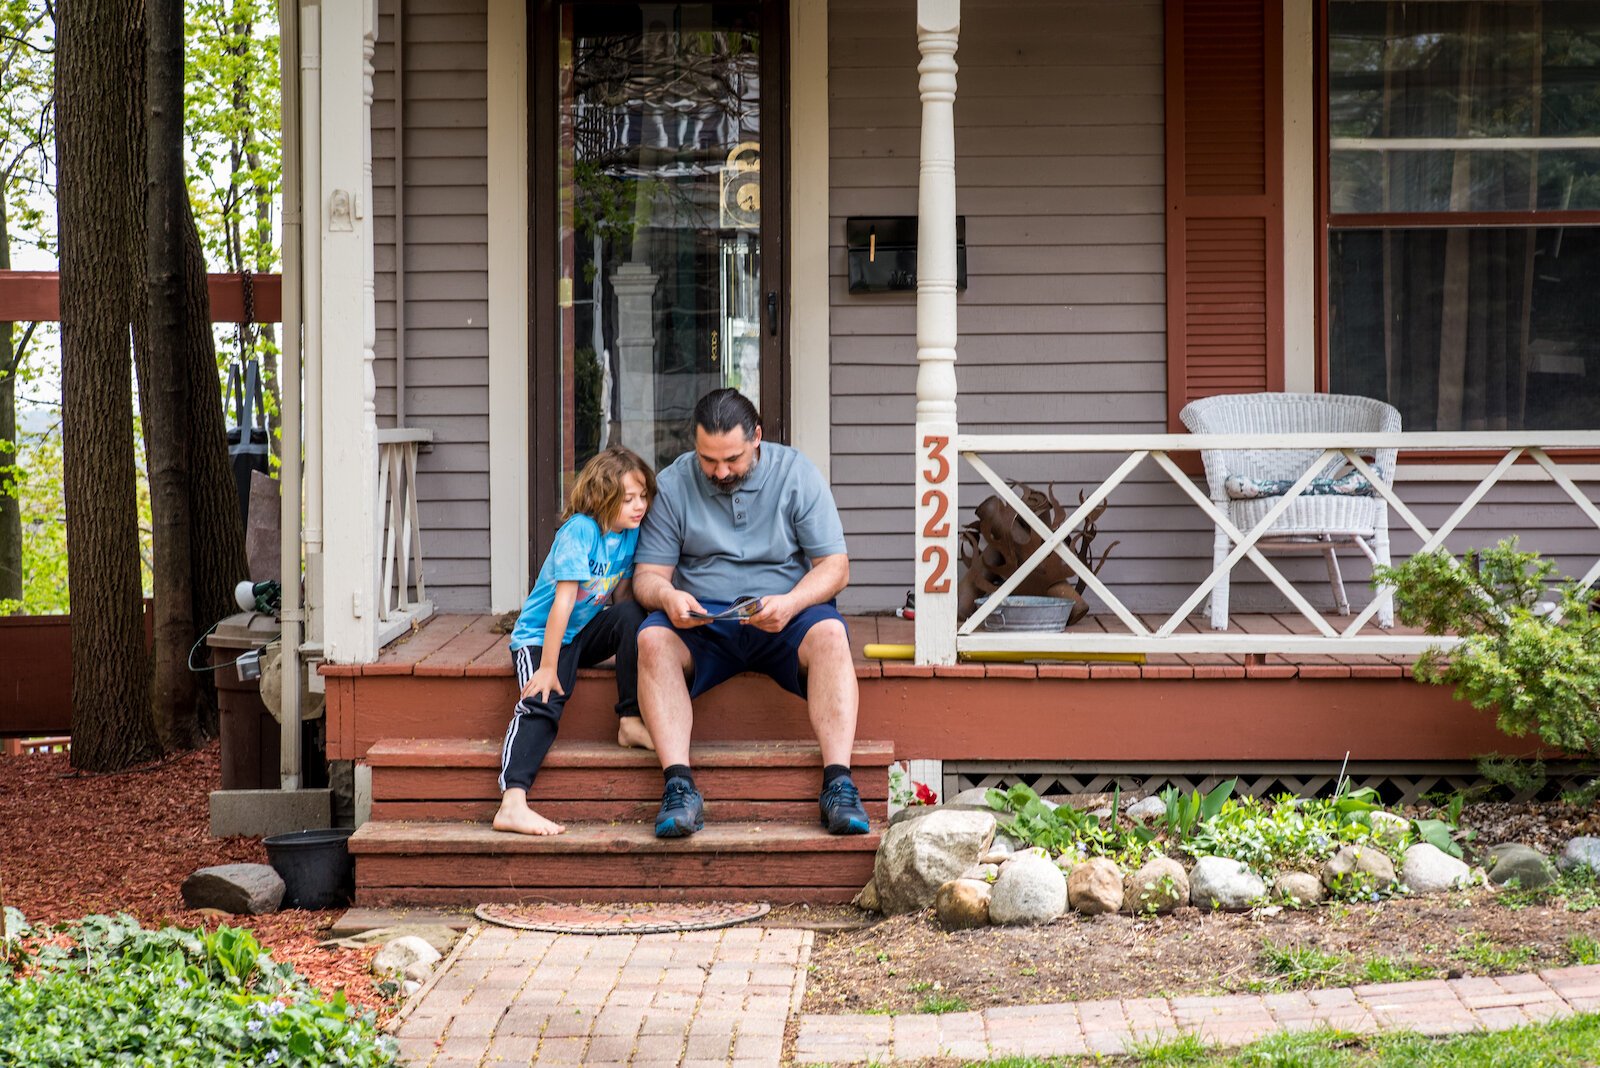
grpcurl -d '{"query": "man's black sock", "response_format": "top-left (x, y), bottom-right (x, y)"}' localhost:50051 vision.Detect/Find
top-left (664, 764), bottom-right (694, 786)
top-left (822, 764), bottom-right (852, 788)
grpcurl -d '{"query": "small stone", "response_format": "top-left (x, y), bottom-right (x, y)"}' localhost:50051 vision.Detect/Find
top-left (1487, 844), bottom-right (1556, 890)
top-left (1400, 843), bottom-right (1474, 894)
top-left (960, 863), bottom-right (1000, 882)
top-left (989, 856), bottom-right (1067, 925)
top-left (1272, 871), bottom-right (1325, 908)
top-left (1189, 856), bottom-right (1267, 911)
top-left (935, 879), bottom-right (993, 930)
top-left (1088, 807), bottom-right (1113, 820)
top-left (853, 877), bottom-right (881, 913)
top-left (181, 864), bottom-right (284, 915)
top-left (402, 979), bottom-right (421, 997)
top-left (1126, 796), bottom-right (1167, 821)
top-left (1322, 845), bottom-right (1397, 894)
top-left (948, 787), bottom-right (998, 808)
top-left (1124, 855), bottom-right (1189, 915)
top-left (1066, 857), bottom-right (1123, 916)
top-left (373, 936), bottom-right (442, 980)
top-left (1559, 837), bottom-right (1600, 877)
top-left (1368, 811), bottom-right (1410, 844)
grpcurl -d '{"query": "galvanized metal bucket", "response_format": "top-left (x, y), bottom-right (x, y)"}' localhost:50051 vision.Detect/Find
top-left (973, 594), bottom-right (1074, 632)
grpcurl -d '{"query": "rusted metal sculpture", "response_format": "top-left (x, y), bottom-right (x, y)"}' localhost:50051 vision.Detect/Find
top-left (956, 482), bottom-right (1117, 626)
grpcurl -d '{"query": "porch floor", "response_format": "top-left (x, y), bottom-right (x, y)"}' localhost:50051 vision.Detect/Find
top-left (336, 611), bottom-right (1423, 682)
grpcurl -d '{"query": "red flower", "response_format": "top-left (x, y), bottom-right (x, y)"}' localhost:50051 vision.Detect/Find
top-left (914, 782), bottom-right (939, 806)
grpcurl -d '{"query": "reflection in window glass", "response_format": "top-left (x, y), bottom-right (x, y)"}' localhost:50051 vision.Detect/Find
top-left (1329, 228), bottom-right (1600, 430)
top-left (1328, 1), bottom-right (1600, 213)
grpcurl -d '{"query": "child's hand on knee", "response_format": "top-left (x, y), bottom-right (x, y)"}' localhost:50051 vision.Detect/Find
top-left (522, 666), bottom-right (563, 702)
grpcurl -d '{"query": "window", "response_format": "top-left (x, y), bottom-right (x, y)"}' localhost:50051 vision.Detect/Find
top-left (1325, 1), bottom-right (1600, 431)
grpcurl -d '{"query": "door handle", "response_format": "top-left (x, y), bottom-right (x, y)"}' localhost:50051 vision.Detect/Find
top-left (766, 291), bottom-right (779, 337)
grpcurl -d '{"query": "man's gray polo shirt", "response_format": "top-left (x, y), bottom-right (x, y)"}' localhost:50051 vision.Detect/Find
top-left (636, 442), bottom-right (848, 602)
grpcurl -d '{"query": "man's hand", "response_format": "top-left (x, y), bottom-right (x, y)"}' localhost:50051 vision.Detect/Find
top-left (521, 665), bottom-right (564, 703)
top-left (744, 592), bottom-right (799, 633)
top-left (663, 588), bottom-right (713, 629)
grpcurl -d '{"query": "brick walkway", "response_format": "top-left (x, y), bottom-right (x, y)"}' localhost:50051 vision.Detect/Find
top-left (391, 927), bottom-right (1600, 1066)
top-left (391, 925), bottom-right (810, 1067)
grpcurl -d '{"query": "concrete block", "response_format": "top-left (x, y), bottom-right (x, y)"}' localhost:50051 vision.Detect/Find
top-left (210, 788), bottom-right (333, 837)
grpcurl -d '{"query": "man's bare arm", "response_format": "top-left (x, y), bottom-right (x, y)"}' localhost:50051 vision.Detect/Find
top-left (633, 562), bottom-right (712, 627)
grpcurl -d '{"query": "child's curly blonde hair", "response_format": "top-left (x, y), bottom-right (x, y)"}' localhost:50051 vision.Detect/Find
top-left (563, 446), bottom-right (656, 530)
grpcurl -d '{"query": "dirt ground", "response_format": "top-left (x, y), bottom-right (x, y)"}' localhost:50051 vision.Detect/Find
top-left (802, 800), bottom-right (1600, 1015)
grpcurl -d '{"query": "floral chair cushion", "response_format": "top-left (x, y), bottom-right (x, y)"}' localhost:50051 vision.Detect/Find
top-left (1224, 471), bottom-right (1376, 500)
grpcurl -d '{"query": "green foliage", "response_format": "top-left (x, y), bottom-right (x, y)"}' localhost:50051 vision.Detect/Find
top-left (1161, 778), bottom-right (1237, 839)
top-left (1123, 1031), bottom-right (1218, 1064)
top-left (1566, 935), bottom-right (1600, 966)
top-left (984, 784), bottom-right (1155, 865)
top-left (915, 993), bottom-right (969, 1014)
top-left (1498, 865), bottom-right (1600, 914)
top-left (1185, 789), bottom-right (1398, 870)
top-left (1476, 754), bottom-right (1549, 798)
top-left (1259, 941), bottom-right (1350, 987)
top-left (0, 914), bottom-right (397, 1067)
top-left (1452, 931), bottom-right (1538, 973)
top-left (1376, 540), bottom-right (1600, 761)
top-left (1359, 956), bottom-right (1439, 985)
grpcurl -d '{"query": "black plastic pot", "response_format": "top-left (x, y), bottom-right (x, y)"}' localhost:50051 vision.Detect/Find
top-left (262, 827), bottom-right (355, 910)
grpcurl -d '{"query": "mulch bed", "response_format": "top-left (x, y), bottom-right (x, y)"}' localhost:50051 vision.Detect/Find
top-left (0, 743), bottom-right (389, 1018)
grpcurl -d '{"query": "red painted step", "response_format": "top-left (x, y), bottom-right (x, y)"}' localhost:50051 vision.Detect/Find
top-left (347, 820), bottom-right (880, 905)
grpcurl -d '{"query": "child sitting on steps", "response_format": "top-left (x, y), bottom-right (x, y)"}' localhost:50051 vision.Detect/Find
top-left (496, 446), bottom-right (656, 836)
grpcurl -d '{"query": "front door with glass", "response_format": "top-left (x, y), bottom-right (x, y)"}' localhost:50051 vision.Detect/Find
top-left (538, 1), bottom-right (784, 543)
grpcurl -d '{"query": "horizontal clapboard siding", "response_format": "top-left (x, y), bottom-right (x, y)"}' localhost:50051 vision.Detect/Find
top-left (373, 0), bottom-right (490, 611)
top-left (829, 0), bottom-right (1168, 612)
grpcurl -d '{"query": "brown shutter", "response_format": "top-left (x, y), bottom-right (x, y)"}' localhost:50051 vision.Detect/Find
top-left (1165, 0), bottom-right (1285, 429)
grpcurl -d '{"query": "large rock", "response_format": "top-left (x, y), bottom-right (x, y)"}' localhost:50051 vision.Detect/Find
top-left (1400, 843), bottom-right (1474, 893)
top-left (874, 809), bottom-right (997, 914)
top-left (1487, 844), bottom-right (1556, 890)
top-left (948, 787), bottom-right (1001, 808)
top-left (181, 864), bottom-right (284, 915)
top-left (888, 800), bottom-right (996, 828)
top-left (1189, 856), bottom-right (1267, 911)
top-left (1321, 845), bottom-right (1397, 895)
top-left (1272, 872), bottom-right (1325, 908)
top-left (1559, 837), bottom-right (1600, 876)
top-left (1066, 858), bottom-right (1123, 916)
top-left (935, 879), bottom-right (992, 930)
top-left (988, 856), bottom-right (1067, 925)
top-left (1124, 855), bottom-right (1189, 915)
top-left (372, 935), bottom-right (442, 982)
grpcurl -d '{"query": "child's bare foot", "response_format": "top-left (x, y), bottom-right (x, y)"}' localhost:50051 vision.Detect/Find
top-left (617, 716), bottom-right (656, 750)
top-left (493, 793), bottom-right (566, 836)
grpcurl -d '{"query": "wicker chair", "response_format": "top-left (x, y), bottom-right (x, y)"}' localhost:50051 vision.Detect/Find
top-left (1178, 392), bottom-right (1399, 631)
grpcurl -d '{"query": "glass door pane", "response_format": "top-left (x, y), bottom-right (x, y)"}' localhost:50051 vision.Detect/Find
top-left (557, 2), bottom-right (765, 495)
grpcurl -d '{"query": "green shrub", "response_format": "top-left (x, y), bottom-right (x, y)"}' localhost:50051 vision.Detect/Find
top-left (0, 914), bottom-right (397, 1068)
top-left (1375, 540), bottom-right (1600, 760)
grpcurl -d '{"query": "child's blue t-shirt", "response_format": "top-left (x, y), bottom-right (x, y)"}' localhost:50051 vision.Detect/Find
top-left (509, 515), bottom-right (638, 650)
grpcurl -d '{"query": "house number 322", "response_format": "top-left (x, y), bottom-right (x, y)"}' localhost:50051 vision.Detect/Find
top-left (920, 435), bottom-right (951, 594)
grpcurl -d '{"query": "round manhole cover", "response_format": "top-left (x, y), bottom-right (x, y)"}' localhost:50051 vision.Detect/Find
top-left (474, 900), bottom-right (770, 935)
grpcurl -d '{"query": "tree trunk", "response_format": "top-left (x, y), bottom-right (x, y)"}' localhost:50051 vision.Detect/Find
top-left (0, 203), bottom-right (21, 607)
top-left (141, 0), bottom-right (196, 747)
top-left (57, 0), bottom-right (161, 771)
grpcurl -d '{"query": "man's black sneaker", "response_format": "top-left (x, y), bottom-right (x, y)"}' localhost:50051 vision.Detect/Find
top-left (819, 776), bottom-right (871, 835)
top-left (655, 776), bottom-right (704, 838)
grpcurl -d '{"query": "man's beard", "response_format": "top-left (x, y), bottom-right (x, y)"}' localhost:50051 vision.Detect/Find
top-left (709, 447), bottom-right (758, 491)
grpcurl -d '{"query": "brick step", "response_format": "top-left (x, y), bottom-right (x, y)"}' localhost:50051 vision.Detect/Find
top-left (366, 739), bottom-right (893, 823)
top-left (347, 820), bottom-right (880, 905)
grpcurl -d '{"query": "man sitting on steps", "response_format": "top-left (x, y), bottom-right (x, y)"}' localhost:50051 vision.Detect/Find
top-left (632, 388), bottom-right (871, 839)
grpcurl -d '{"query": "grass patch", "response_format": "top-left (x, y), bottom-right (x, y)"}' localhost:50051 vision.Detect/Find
top-left (962, 1014), bottom-right (1600, 1065)
top-left (1451, 932), bottom-right (1538, 973)
top-left (917, 993), bottom-right (971, 1014)
top-left (1566, 935), bottom-right (1600, 966)
top-left (1357, 956), bottom-right (1439, 985)
top-left (1260, 941), bottom-right (1352, 987)
top-left (1497, 866), bottom-right (1600, 913)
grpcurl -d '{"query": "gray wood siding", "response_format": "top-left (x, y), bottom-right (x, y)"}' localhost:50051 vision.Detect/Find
top-left (373, 0), bottom-right (491, 611)
top-left (827, 0), bottom-right (1600, 617)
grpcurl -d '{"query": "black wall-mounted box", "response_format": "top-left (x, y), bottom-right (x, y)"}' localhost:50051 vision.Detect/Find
top-left (845, 216), bottom-right (967, 293)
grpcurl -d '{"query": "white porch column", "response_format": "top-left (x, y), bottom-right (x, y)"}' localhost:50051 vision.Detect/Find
top-left (914, 0), bottom-right (960, 665)
top-left (319, 0), bottom-right (381, 663)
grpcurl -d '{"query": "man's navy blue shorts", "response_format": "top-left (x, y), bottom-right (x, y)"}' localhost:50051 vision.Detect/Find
top-left (640, 600), bottom-right (847, 699)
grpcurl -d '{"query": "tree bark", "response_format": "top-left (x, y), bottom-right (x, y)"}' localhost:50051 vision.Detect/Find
top-left (0, 202), bottom-right (21, 607)
top-left (57, 0), bottom-right (161, 771)
top-left (141, 0), bottom-right (196, 747)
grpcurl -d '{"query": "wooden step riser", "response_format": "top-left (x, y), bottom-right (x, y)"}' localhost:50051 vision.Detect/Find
top-left (364, 739), bottom-right (896, 770)
top-left (370, 799), bottom-right (890, 823)
top-left (372, 765), bottom-right (890, 804)
top-left (356, 886), bottom-right (863, 906)
top-left (356, 850), bottom-right (876, 890)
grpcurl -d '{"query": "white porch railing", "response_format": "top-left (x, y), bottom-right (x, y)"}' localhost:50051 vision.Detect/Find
top-left (910, 431), bottom-right (1600, 663)
top-left (376, 427), bottom-right (435, 645)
